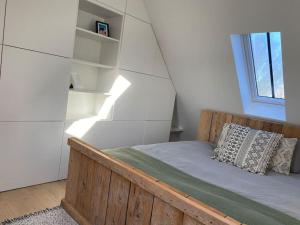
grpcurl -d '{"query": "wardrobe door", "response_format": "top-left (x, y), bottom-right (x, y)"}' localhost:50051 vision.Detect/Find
top-left (0, 122), bottom-right (64, 192)
top-left (120, 15), bottom-right (169, 78)
top-left (146, 77), bottom-right (176, 121)
top-left (143, 121), bottom-right (172, 145)
top-left (4, 0), bottom-right (78, 57)
top-left (0, 46), bottom-right (70, 121)
top-left (113, 70), bottom-right (148, 121)
top-left (0, 0), bottom-right (5, 44)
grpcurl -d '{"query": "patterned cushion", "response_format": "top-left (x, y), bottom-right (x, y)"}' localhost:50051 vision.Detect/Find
top-left (214, 123), bottom-right (283, 174)
top-left (291, 140), bottom-right (300, 173)
top-left (270, 138), bottom-right (297, 175)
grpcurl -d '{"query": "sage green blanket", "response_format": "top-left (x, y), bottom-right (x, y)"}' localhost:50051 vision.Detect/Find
top-left (103, 148), bottom-right (300, 225)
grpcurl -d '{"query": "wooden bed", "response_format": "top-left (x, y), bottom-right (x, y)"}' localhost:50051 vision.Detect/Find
top-left (61, 109), bottom-right (300, 225)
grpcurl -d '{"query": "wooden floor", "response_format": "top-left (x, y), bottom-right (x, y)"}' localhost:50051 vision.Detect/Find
top-left (0, 180), bottom-right (66, 222)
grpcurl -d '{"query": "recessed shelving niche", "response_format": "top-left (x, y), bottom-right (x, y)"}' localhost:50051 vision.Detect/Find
top-left (66, 0), bottom-right (124, 121)
top-left (73, 29), bottom-right (119, 67)
top-left (77, 0), bottom-right (123, 40)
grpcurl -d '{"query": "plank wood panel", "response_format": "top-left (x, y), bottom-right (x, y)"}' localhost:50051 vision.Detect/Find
top-left (151, 197), bottom-right (183, 225)
top-left (75, 154), bottom-right (95, 220)
top-left (209, 112), bottom-right (232, 143)
top-left (65, 149), bottom-right (81, 206)
top-left (231, 115), bottom-right (248, 126)
top-left (247, 119), bottom-right (264, 130)
top-left (197, 110), bottom-right (213, 142)
top-left (105, 172), bottom-right (130, 225)
top-left (126, 183), bottom-right (154, 225)
top-left (89, 163), bottom-right (111, 225)
top-left (282, 124), bottom-right (300, 139)
top-left (262, 122), bottom-right (283, 133)
top-left (198, 109), bottom-right (300, 142)
top-left (183, 214), bottom-right (205, 225)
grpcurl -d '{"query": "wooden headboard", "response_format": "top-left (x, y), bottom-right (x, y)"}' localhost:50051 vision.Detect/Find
top-left (197, 109), bottom-right (300, 143)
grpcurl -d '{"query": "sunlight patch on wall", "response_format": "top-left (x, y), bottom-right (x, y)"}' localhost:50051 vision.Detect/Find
top-left (97, 75), bottom-right (131, 120)
top-left (65, 116), bottom-right (98, 138)
top-left (66, 75), bottom-right (131, 138)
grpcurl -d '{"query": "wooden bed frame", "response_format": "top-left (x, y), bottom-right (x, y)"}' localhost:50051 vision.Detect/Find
top-left (61, 109), bottom-right (300, 225)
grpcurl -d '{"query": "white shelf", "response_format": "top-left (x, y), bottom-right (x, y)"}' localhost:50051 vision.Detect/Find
top-left (66, 113), bottom-right (97, 121)
top-left (66, 113), bottom-right (113, 121)
top-left (79, 0), bottom-right (124, 18)
top-left (72, 59), bottom-right (116, 69)
top-left (70, 89), bottom-right (111, 95)
top-left (76, 27), bottom-right (120, 43)
top-left (170, 127), bottom-right (184, 133)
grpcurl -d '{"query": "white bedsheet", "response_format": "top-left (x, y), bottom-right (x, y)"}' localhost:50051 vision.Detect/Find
top-left (133, 141), bottom-right (300, 220)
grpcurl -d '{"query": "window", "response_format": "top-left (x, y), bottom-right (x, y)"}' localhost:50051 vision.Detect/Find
top-left (244, 32), bottom-right (285, 102)
top-left (230, 32), bottom-right (286, 121)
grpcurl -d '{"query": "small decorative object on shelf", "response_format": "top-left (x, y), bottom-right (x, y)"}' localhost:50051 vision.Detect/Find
top-left (96, 21), bottom-right (109, 37)
top-left (70, 72), bottom-right (82, 90)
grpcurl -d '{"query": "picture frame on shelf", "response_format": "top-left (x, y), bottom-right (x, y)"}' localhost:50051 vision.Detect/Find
top-left (96, 21), bottom-right (109, 37)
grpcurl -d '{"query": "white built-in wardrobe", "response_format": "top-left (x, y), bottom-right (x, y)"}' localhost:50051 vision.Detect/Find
top-left (0, 0), bottom-right (175, 192)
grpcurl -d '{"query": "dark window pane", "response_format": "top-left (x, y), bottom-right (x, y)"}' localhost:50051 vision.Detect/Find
top-left (250, 33), bottom-right (272, 98)
top-left (270, 32), bottom-right (285, 99)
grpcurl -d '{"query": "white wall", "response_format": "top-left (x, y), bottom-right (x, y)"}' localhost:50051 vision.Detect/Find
top-left (282, 1), bottom-right (300, 125)
top-left (145, 0), bottom-right (300, 140)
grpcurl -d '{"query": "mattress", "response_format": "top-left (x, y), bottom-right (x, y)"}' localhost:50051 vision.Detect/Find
top-left (133, 141), bottom-right (300, 220)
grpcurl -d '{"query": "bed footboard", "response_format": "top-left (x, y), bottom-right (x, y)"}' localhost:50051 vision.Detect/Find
top-left (61, 138), bottom-right (241, 225)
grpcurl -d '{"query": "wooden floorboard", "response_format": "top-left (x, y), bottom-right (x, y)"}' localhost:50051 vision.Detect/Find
top-left (0, 180), bottom-right (66, 222)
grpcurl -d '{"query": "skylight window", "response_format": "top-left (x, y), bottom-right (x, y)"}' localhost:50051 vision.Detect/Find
top-left (248, 32), bottom-right (285, 100)
top-left (230, 32), bottom-right (286, 121)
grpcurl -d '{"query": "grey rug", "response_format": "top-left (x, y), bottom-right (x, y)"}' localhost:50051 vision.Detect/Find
top-left (1, 207), bottom-right (78, 225)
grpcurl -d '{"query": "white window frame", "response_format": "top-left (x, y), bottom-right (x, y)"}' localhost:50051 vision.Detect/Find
top-left (241, 34), bottom-right (285, 106)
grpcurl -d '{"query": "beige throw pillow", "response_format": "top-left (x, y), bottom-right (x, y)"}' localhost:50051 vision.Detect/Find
top-left (270, 138), bottom-right (297, 175)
